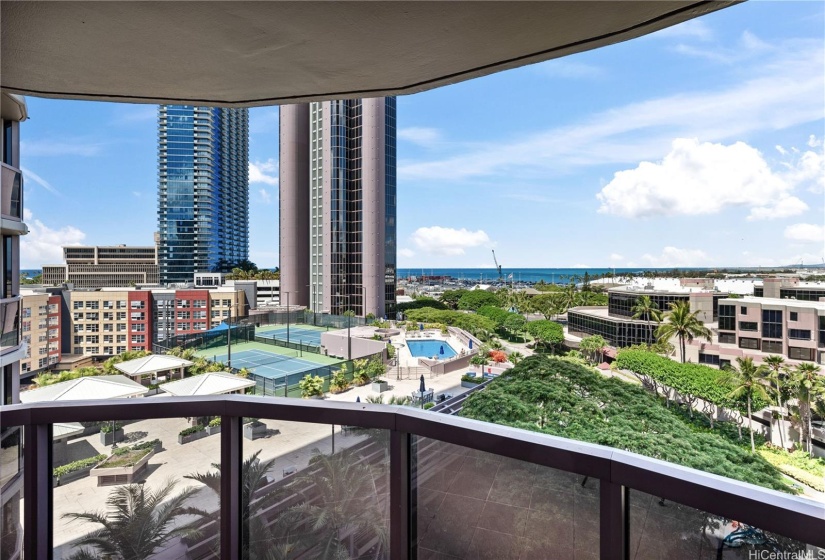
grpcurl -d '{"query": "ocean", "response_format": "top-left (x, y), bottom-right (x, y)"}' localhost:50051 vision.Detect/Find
top-left (397, 267), bottom-right (715, 284)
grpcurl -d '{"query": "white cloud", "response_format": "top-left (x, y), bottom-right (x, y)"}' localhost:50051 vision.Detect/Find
top-left (20, 167), bottom-right (60, 196)
top-left (410, 226), bottom-right (491, 256)
top-left (20, 140), bottom-right (102, 157)
top-left (21, 209), bottom-right (86, 268)
top-left (398, 127), bottom-right (441, 146)
top-left (596, 138), bottom-right (808, 220)
top-left (775, 145), bottom-right (787, 156)
top-left (258, 188), bottom-right (272, 204)
top-left (808, 135), bottom-right (822, 148)
top-left (398, 248), bottom-right (415, 258)
top-left (609, 253), bottom-right (624, 262)
top-left (398, 38), bottom-right (823, 182)
top-left (784, 223), bottom-right (825, 244)
top-left (249, 159), bottom-right (278, 186)
top-left (641, 247), bottom-right (709, 268)
top-left (672, 30), bottom-right (772, 65)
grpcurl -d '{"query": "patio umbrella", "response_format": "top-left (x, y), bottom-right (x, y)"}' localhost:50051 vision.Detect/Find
top-left (469, 339), bottom-right (473, 350)
top-left (356, 396), bottom-right (361, 403)
top-left (439, 345), bottom-right (445, 355)
top-left (419, 374), bottom-right (426, 393)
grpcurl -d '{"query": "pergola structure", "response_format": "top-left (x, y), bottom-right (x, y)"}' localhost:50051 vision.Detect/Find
top-left (159, 371), bottom-right (255, 397)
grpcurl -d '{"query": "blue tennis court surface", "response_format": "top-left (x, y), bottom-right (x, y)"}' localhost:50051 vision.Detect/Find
top-left (208, 349), bottom-right (323, 381)
top-left (256, 326), bottom-right (324, 346)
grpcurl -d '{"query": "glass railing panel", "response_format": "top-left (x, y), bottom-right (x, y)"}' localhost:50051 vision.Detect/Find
top-left (0, 426), bottom-right (23, 560)
top-left (0, 298), bottom-right (20, 353)
top-left (53, 416), bottom-right (220, 559)
top-left (628, 489), bottom-right (824, 559)
top-left (414, 436), bottom-right (599, 559)
top-left (241, 418), bottom-right (390, 559)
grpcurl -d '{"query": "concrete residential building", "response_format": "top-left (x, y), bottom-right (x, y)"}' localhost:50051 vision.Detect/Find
top-left (42, 244), bottom-right (159, 288)
top-left (19, 290), bottom-right (61, 377)
top-left (754, 277), bottom-right (825, 301)
top-left (157, 105), bottom-right (249, 284)
top-left (688, 296), bottom-right (825, 367)
top-left (280, 98), bottom-right (397, 318)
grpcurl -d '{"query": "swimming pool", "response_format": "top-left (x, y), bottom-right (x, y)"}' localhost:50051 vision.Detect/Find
top-left (407, 339), bottom-right (457, 359)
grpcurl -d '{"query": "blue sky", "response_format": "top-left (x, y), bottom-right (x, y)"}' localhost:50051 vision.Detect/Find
top-left (18, 2), bottom-right (824, 270)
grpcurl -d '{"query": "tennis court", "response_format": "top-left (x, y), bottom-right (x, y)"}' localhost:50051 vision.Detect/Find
top-left (256, 324), bottom-right (326, 347)
top-left (207, 347), bottom-right (324, 381)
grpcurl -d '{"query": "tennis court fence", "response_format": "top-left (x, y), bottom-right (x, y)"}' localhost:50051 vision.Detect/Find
top-left (226, 310), bottom-right (371, 329)
top-left (153, 323), bottom-right (256, 354)
top-left (225, 349), bottom-right (385, 399)
top-left (253, 335), bottom-right (322, 354)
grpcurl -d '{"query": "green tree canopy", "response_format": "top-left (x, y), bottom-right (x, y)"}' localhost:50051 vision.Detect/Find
top-left (457, 290), bottom-right (502, 311)
top-left (439, 289), bottom-right (468, 309)
top-left (524, 320), bottom-right (564, 349)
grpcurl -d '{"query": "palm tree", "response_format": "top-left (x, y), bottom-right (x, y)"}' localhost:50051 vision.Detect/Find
top-left (508, 351), bottom-right (524, 365)
top-left (654, 301), bottom-right (711, 363)
top-left (631, 295), bottom-right (662, 347)
top-left (287, 448), bottom-right (389, 559)
top-left (186, 450), bottom-right (296, 559)
top-left (725, 357), bottom-right (771, 453)
top-left (557, 282), bottom-right (577, 313)
top-left (62, 479), bottom-right (204, 560)
top-left (762, 355), bottom-right (787, 450)
top-left (789, 363), bottom-right (825, 455)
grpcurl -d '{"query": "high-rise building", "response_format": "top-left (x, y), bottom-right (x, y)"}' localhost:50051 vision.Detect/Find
top-left (279, 98), bottom-right (396, 318)
top-left (42, 244), bottom-right (159, 287)
top-left (157, 105), bottom-right (249, 285)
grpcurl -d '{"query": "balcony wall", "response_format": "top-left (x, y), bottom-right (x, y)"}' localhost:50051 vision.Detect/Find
top-left (0, 396), bottom-right (823, 560)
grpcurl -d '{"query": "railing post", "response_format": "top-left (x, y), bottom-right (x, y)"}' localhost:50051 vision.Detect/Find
top-left (390, 430), bottom-right (412, 560)
top-left (24, 423), bottom-right (51, 560)
top-left (221, 415), bottom-right (241, 560)
top-left (600, 480), bottom-right (628, 560)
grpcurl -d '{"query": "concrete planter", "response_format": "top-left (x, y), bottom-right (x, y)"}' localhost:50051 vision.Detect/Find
top-left (53, 464), bottom-right (97, 487)
top-left (243, 422), bottom-right (268, 441)
top-left (206, 425), bottom-right (221, 436)
top-left (178, 430), bottom-right (208, 445)
top-left (91, 449), bottom-right (154, 486)
top-left (461, 380), bottom-right (483, 389)
top-left (371, 380), bottom-right (389, 393)
top-left (100, 429), bottom-right (124, 446)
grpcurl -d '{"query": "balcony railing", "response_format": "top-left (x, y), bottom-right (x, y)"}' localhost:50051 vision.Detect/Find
top-left (0, 296), bottom-right (21, 353)
top-left (0, 161), bottom-right (23, 220)
top-left (0, 396), bottom-right (822, 560)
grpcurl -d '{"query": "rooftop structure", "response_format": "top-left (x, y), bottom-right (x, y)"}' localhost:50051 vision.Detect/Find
top-left (113, 354), bottom-right (193, 385)
top-left (18, 375), bottom-right (148, 403)
top-left (158, 371), bottom-right (254, 396)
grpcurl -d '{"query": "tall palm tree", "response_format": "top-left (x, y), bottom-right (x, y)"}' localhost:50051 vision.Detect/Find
top-left (762, 355), bottom-right (787, 450)
top-left (557, 282), bottom-right (578, 313)
top-left (725, 357), bottom-right (771, 453)
top-left (287, 448), bottom-right (389, 559)
top-left (62, 479), bottom-right (204, 560)
top-left (789, 363), bottom-right (825, 455)
top-left (655, 301), bottom-right (712, 363)
top-left (631, 295), bottom-right (662, 347)
top-left (186, 450), bottom-right (296, 559)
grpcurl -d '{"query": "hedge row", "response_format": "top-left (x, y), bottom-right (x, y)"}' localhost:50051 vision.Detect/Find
top-left (615, 349), bottom-right (770, 414)
top-left (53, 454), bottom-right (106, 478)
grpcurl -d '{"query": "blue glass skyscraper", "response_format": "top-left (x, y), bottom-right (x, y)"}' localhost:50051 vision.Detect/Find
top-left (157, 105), bottom-right (249, 284)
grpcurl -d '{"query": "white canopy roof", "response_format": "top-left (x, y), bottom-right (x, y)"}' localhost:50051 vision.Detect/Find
top-left (20, 375), bottom-right (148, 403)
top-left (0, 2), bottom-right (736, 107)
top-left (114, 354), bottom-right (194, 376)
top-left (159, 372), bottom-right (255, 397)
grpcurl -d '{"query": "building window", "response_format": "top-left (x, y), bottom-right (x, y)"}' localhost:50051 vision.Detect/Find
top-left (130, 312), bottom-right (145, 321)
top-left (86, 313), bottom-right (99, 321)
top-left (103, 301), bottom-right (114, 309)
top-left (762, 310), bottom-right (783, 339)
top-left (103, 346), bottom-right (114, 355)
top-left (3, 236), bottom-right (13, 298)
top-left (117, 335), bottom-right (126, 343)
top-left (117, 312), bottom-right (126, 321)
top-left (740, 306), bottom-right (747, 315)
top-left (103, 335), bottom-right (113, 343)
top-left (130, 335), bottom-right (145, 344)
top-left (73, 301), bottom-right (83, 310)
top-left (718, 333), bottom-right (736, 345)
top-left (130, 300), bottom-right (145, 309)
top-left (86, 324), bottom-right (99, 333)
top-left (698, 353), bottom-right (720, 366)
top-left (132, 324), bottom-right (145, 332)
top-left (177, 311), bottom-right (190, 320)
top-left (788, 329), bottom-right (811, 340)
top-left (788, 347), bottom-right (814, 361)
top-left (117, 323), bottom-right (127, 332)
top-left (86, 335), bottom-right (99, 344)
top-left (738, 337), bottom-right (759, 350)
top-left (103, 324), bottom-right (113, 332)
top-left (73, 335), bottom-right (83, 345)
top-left (85, 301), bottom-right (99, 310)
top-left (176, 299), bottom-right (190, 308)
top-left (790, 312), bottom-right (798, 321)
top-left (116, 346), bottom-right (127, 353)
top-left (739, 322), bottom-right (758, 332)
top-left (2, 365), bottom-right (12, 405)
top-left (718, 305), bottom-right (735, 331)
top-left (117, 301), bottom-right (127, 309)
top-left (103, 312), bottom-right (113, 321)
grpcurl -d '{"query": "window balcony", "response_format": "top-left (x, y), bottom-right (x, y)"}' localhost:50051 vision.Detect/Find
top-left (0, 396), bottom-right (822, 559)
top-left (0, 296), bottom-right (21, 355)
top-left (0, 161), bottom-right (24, 222)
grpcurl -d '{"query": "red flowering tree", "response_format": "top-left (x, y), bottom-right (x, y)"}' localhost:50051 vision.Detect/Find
top-left (489, 350), bottom-right (507, 363)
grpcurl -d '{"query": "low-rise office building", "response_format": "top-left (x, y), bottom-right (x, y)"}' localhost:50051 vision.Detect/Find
top-left (753, 277), bottom-right (825, 301)
top-left (42, 244), bottom-right (159, 288)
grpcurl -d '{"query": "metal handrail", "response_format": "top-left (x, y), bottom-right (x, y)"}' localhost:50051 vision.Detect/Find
top-left (1, 395), bottom-right (823, 559)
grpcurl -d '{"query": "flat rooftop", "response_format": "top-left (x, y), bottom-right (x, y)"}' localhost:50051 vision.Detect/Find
top-left (721, 296), bottom-right (825, 311)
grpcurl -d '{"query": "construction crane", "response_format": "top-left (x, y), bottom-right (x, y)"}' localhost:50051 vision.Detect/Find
top-left (491, 250), bottom-right (503, 282)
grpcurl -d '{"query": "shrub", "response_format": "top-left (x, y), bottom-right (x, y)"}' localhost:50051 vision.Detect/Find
top-left (53, 454), bottom-right (106, 478)
top-left (423, 402), bottom-right (435, 410)
top-left (299, 374), bottom-right (325, 398)
top-left (461, 374), bottom-right (484, 384)
top-left (330, 367), bottom-right (350, 393)
top-left (100, 422), bottom-right (123, 434)
top-left (208, 417), bottom-right (222, 427)
top-left (179, 425), bottom-right (205, 437)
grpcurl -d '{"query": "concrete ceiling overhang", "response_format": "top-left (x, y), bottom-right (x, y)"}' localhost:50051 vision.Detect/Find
top-left (1, 1), bottom-right (738, 107)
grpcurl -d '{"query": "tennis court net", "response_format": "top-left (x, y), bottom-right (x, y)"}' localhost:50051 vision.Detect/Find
top-left (229, 350), bottom-right (300, 369)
